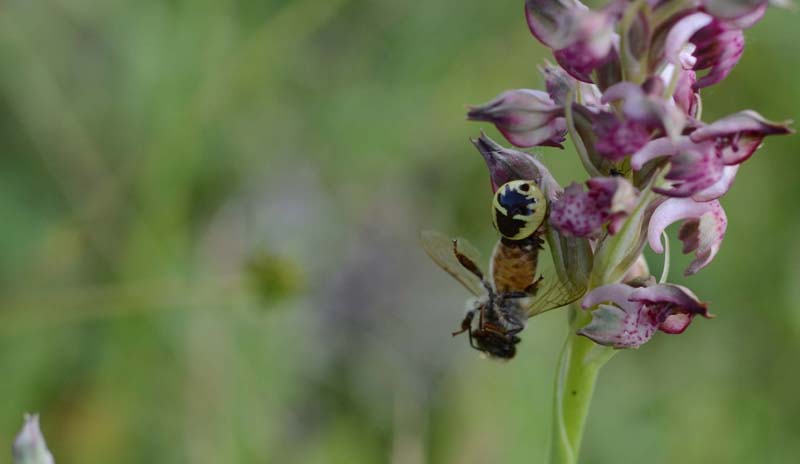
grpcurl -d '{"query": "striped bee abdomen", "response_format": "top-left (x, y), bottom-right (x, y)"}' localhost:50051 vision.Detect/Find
top-left (491, 236), bottom-right (543, 294)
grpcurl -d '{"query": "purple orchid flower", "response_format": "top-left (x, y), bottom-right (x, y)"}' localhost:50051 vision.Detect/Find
top-left (648, 197), bottom-right (727, 275)
top-left (632, 111), bottom-right (792, 198)
top-left (702, 0), bottom-right (771, 22)
top-left (690, 19), bottom-right (745, 89)
top-left (663, 10), bottom-right (769, 89)
top-left (470, 132), bottom-right (562, 198)
top-left (593, 111), bottom-right (653, 161)
top-left (467, 89), bottom-right (567, 148)
top-left (636, 136), bottom-right (727, 198)
top-left (449, 0), bottom-right (791, 365)
top-left (601, 80), bottom-right (686, 140)
top-left (690, 110), bottom-right (794, 164)
top-left (539, 61), bottom-right (604, 106)
top-left (525, 0), bottom-right (622, 83)
top-left (550, 177), bottom-right (637, 238)
top-left (554, 42), bottom-right (616, 84)
top-left (579, 282), bottom-right (711, 348)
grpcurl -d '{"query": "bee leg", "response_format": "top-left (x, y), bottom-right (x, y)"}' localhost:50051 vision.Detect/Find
top-left (505, 320), bottom-right (525, 337)
top-left (482, 291), bottom-right (494, 328)
top-left (452, 240), bottom-right (490, 293)
top-left (524, 275), bottom-right (544, 296)
top-left (506, 326), bottom-right (524, 337)
top-left (504, 291), bottom-right (528, 300)
top-left (467, 330), bottom-right (479, 351)
top-left (452, 310), bottom-right (475, 337)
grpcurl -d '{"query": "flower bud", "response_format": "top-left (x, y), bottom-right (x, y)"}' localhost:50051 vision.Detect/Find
top-left (470, 132), bottom-right (562, 197)
top-left (13, 414), bottom-right (54, 464)
top-left (467, 89), bottom-right (566, 148)
top-left (525, 0), bottom-right (621, 83)
top-left (540, 62), bottom-right (574, 105)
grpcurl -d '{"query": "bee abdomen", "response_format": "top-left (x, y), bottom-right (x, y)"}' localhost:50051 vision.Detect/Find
top-left (491, 237), bottom-right (542, 294)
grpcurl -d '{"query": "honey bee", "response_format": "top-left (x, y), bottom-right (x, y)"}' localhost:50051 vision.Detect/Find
top-left (421, 180), bottom-right (586, 360)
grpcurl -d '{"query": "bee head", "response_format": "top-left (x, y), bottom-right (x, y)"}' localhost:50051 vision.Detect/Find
top-left (472, 330), bottom-right (521, 359)
top-left (492, 180), bottom-right (546, 240)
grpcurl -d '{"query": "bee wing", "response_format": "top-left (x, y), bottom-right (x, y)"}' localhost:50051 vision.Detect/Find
top-left (523, 243), bottom-right (588, 317)
top-left (419, 230), bottom-right (485, 297)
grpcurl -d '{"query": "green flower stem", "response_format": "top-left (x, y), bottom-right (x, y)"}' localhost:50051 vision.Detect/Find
top-left (565, 91), bottom-right (603, 178)
top-left (618, 0), bottom-right (647, 84)
top-left (549, 305), bottom-right (616, 464)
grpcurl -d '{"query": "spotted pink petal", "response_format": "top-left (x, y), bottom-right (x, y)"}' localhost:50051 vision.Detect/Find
top-left (648, 198), bottom-right (712, 253)
top-left (631, 136), bottom-right (730, 198)
top-left (664, 12), bottom-right (754, 90)
top-left (579, 283), bottom-right (710, 348)
top-left (602, 82), bottom-right (685, 139)
top-left (594, 113), bottom-right (652, 161)
top-left (629, 284), bottom-right (708, 314)
top-left (692, 24), bottom-right (744, 89)
top-left (589, 176), bottom-right (638, 234)
top-left (690, 110), bottom-right (794, 163)
top-left (578, 302), bottom-right (657, 348)
top-left (677, 201), bottom-right (728, 275)
top-left (550, 183), bottom-right (605, 238)
top-left (630, 284), bottom-right (710, 333)
top-left (692, 110), bottom-right (793, 140)
top-left (648, 198), bottom-right (727, 275)
top-left (550, 177), bottom-right (637, 238)
top-left (655, 141), bottom-right (725, 198)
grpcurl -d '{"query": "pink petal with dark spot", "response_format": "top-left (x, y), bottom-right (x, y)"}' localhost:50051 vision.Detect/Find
top-left (648, 198), bottom-right (727, 275)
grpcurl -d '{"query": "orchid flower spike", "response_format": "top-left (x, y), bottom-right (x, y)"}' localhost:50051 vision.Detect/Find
top-left (456, 0), bottom-right (793, 356)
top-left (580, 282), bottom-right (711, 348)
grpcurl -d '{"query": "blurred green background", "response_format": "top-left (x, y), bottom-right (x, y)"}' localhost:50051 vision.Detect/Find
top-left (0, 1), bottom-right (798, 463)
